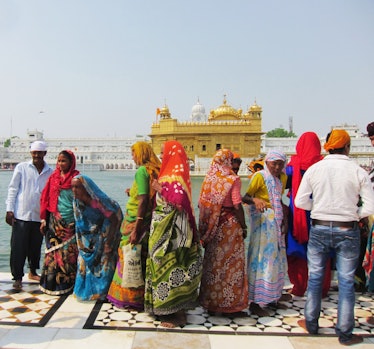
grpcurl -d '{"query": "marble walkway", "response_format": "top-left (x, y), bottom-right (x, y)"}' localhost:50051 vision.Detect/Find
top-left (0, 272), bottom-right (373, 349)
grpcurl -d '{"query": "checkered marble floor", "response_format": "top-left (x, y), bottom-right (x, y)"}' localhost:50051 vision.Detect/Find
top-left (0, 281), bottom-right (67, 326)
top-left (84, 291), bottom-right (374, 336)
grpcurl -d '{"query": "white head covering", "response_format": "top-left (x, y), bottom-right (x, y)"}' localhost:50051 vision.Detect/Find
top-left (30, 140), bottom-right (47, 152)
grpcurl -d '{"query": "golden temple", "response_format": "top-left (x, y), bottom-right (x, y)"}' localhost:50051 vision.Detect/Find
top-left (150, 96), bottom-right (263, 163)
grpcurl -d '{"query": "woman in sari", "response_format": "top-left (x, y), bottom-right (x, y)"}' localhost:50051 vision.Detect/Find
top-left (243, 149), bottom-right (288, 317)
top-left (285, 132), bottom-right (332, 297)
top-left (144, 140), bottom-right (203, 327)
top-left (39, 150), bottom-right (79, 295)
top-left (107, 141), bottom-right (161, 310)
top-left (71, 174), bottom-right (122, 301)
top-left (198, 148), bottom-right (248, 315)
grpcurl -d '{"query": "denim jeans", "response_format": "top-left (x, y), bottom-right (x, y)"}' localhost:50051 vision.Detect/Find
top-left (305, 223), bottom-right (360, 342)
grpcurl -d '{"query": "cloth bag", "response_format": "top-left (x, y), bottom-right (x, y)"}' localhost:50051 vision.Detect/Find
top-left (121, 244), bottom-right (144, 288)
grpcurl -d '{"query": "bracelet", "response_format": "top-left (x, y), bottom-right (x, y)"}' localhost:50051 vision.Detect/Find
top-left (40, 219), bottom-right (46, 224)
top-left (136, 217), bottom-right (144, 220)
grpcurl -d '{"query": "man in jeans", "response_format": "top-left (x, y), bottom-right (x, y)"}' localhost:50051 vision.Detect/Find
top-left (295, 129), bottom-right (374, 346)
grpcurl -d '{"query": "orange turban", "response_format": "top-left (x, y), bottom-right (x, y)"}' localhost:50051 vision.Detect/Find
top-left (323, 129), bottom-right (350, 151)
top-left (232, 152), bottom-right (241, 159)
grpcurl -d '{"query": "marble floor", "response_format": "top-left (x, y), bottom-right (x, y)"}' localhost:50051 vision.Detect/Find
top-left (0, 272), bottom-right (373, 349)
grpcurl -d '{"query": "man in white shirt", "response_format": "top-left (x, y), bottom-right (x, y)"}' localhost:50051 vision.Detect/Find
top-left (295, 129), bottom-right (374, 346)
top-left (5, 140), bottom-right (53, 290)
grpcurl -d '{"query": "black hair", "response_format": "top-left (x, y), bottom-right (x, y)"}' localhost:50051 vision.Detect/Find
top-left (59, 150), bottom-right (73, 162)
top-left (232, 157), bottom-right (242, 165)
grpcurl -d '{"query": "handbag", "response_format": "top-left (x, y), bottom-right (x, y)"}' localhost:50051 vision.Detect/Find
top-left (121, 244), bottom-right (144, 288)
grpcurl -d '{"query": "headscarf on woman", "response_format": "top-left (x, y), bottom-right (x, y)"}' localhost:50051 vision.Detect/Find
top-left (131, 141), bottom-right (161, 199)
top-left (40, 150), bottom-right (79, 219)
top-left (288, 132), bottom-right (323, 244)
top-left (198, 149), bottom-right (236, 244)
top-left (157, 140), bottom-right (197, 238)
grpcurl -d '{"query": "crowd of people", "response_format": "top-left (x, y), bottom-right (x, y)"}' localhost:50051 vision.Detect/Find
top-left (5, 126), bottom-right (374, 344)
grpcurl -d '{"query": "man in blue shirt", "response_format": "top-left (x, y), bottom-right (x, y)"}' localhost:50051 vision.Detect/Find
top-left (5, 140), bottom-right (53, 290)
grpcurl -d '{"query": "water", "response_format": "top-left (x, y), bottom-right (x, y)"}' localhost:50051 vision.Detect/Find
top-left (1, 170), bottom-right (250, 272)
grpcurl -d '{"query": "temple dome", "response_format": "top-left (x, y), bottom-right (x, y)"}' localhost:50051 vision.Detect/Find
top-left (191, 99), bottom-right (206, 122)
top-left (249, 100), bottom-right (262, 111)
top-left (209, 96), bottom-right (241, 120)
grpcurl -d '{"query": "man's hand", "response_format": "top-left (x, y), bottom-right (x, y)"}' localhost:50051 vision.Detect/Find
top-left (5, 212), bottom-right (14, 226)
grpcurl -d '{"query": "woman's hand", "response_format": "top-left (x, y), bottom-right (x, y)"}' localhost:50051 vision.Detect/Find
top-left (151, 179), bottom-right (162, 194)
top-left (253, 198), bottom-right (267, 212)
top-left (104, 242), bottom-right (113, 254)
top-left (40, 219), bottom-right (47, 234)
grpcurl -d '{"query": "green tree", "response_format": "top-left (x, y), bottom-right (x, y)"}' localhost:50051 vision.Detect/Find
top-left (266, 128), bottom-right (297, 137)
top-left (4, 138), bottom-right (11, 147)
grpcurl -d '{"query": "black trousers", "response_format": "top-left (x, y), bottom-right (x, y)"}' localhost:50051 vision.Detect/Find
top-left (10, 219), bottom-right (43, 280)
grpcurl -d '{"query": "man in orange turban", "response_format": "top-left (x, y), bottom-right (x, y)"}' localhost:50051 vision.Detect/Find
top-left (323, 129), bottom-right (350, 152)
top-left (295, 128), bottom-right (374, 345)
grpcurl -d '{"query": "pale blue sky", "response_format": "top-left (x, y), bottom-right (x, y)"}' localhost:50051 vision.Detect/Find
top-left (1, 0), bottom-right (373, 139)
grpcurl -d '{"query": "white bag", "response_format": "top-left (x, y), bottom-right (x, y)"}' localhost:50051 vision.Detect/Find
top-left (121, 244), bottom-right (144, 288)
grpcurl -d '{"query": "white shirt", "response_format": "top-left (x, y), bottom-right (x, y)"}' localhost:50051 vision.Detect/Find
top-left (295, 154), bottom-right (374, 222)
top-left (6, 160), bottom-right (53, 222)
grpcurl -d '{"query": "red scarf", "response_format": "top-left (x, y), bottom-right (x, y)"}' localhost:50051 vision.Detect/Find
top-left (40, 150), bottom-right (79, 219)
top-left (288, 132), bottom-right (322, 244)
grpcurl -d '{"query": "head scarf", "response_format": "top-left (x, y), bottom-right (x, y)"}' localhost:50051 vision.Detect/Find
top-left (198, 149), bottom-right (237, 244)
top-left (367, 122), bottom-right (374, 137)
top-left (40, 150), bottom-right (79, 218)
top-left (288, 132), bottom-right (323, 244)
top-left (131, 141), bottom-right (161, 198)
top-left (323, 129), bottom-right (350, 151)
top-left (158, 140), bottom-right (197, 234)
top-left (265, 149), bottom-right (287, 163)
top-left (73, 174), bottom-right (122, 216)
top-left (248, 157), bottom-right (264, 178)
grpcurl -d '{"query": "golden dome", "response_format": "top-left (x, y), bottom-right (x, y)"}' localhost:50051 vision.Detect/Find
top-left (209, 96), bottom-right (241, 120)
top-left (249, 100), bottom-right (262, 112)
top-left (159, 104), bottom-right (171, 119)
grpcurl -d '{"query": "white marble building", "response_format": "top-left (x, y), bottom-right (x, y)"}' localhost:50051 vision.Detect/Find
top-left (1, 124), bottom-right (373, 173)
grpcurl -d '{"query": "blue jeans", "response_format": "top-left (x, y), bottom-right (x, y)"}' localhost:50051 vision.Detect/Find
top-left (305, 223), bottom-right (360, 342)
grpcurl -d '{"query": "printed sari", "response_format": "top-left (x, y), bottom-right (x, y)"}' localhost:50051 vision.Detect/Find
top-left (107, 141), bottom-right (161, 309)
top-left (73, 175), bottom-right (122, 301)
top-left (198, 149), bottom-right (248, 313)
top-left (39, 150), bottom-right (79, 295)
top-left (144, 141), bottom-right (203, 316)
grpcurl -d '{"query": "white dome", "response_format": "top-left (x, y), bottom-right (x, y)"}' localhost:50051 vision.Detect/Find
top-left (191, 99), bottom-right (206, 122)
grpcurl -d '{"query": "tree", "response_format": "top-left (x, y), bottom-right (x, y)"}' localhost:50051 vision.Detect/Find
top-left (4, 138), bottom-right (11, 147)
top-left (266, 128), bottom-right (297, 138)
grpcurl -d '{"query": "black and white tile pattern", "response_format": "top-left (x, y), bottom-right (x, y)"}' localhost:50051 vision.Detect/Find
top-left (84, 291), bottom-right (374, 336)
top-left (0, 281), bottom-right (67, 326)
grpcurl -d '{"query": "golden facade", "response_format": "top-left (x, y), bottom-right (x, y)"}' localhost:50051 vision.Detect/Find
top-left (149, 96), bottom-right (263, 161)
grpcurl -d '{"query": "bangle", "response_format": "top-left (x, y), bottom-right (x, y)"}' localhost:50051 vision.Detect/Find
top-left (137, 217), bottom-right (144, 220)
top-left (40, 219), bottom-right (46, 224)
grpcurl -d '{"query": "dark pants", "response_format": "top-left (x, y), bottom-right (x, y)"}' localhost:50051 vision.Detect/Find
top-left (10, 219), bottom-right (43, 280)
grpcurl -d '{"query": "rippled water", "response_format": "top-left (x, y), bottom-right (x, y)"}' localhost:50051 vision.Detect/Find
top-left (0, 170), bottom-right (250, 272)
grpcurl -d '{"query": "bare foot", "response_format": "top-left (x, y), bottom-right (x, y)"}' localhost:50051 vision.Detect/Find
top-left (249, 303), bottom-right (270, 317)
top-left (159, 311), bottom-right (186, 328)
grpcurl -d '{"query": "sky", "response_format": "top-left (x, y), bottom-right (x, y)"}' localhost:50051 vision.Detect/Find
top-left (1, 0), bottom-right (373, 140)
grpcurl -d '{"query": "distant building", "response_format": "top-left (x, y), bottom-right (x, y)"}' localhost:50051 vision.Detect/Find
top-left (0, 130), bottom-right (147, 170)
